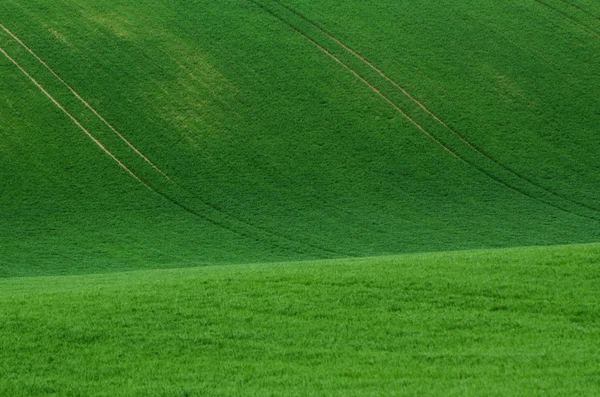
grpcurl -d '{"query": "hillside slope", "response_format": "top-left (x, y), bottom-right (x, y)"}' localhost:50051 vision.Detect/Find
top-left (1, 0), bottom-right (599, 276)
top-left (1, 243), bottom-right (599, 395)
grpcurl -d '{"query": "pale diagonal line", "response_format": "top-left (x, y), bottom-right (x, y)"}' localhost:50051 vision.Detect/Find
top-left (1, 30), bottom-right (348, 256)
top-left (1, 25), bottom-right (352, 256)
top-left (271, 1), bottom-right (600, 216)
top-left (250, 0), bottom-right (600, 221)
top-left (1, 47), bottom-right (151, 189)
top-left (0, 23), bottom-right (171, 180)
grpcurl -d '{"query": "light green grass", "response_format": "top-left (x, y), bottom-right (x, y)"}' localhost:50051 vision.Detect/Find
top-left (1, 243), bottom-right (599, 396)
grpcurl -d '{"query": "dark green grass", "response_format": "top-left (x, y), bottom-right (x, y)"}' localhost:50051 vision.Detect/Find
top-left (279, 0), bottom-right (600, 207)
top-left (1, 0), bottom-right (599, 276)
top-left (1, 243), bottom-right (599, 396)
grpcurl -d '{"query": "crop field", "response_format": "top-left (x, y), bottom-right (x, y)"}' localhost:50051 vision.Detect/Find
top-left (1, 244), bottom-right (600, 396)
top-left (1, 0), bottom-right (599, 394)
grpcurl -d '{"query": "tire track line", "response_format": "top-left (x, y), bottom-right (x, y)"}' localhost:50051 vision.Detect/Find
top-left (533, 0), bottom-right (600, 37)
top-left (1, 25), bottom-right (347, 257)
top-left (274, 1), bottom-right (463, 134)
top-left (248, 1), bottom-right (459, 159)
top-left (1, 47), bottom-right (150, 189)
top-left (271, 0), bottom-right (600, 216)
top-left (312, 36), bottom-right (461, 159)
top-left (1, 23), bottom-right (171, 180)
top-left (557, 0), bottom-right (600, 21)
top-left (250, 0), bottom-right (600, 222)
top-left (2, 45), bottom-right (313, 255)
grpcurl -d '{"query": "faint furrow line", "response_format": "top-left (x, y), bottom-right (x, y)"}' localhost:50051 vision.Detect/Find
top-left (1, 25), bottom-right (347, 257)
top-left (557, 0), bottom-right (600, 21)
top-left (1, 47), bottom-right (150, 189)
top-left (250, 0), bottom-right (600, 222)
top-left (274, 0), bottom-right (600, 215)
top-left (0, 46), bottom-right (311, 255)
top-left (248, 1), bottom-right (458, 159)
top-left (274, 0), bottom-right (598, 217)
top-left (0, 23), bottom-right (171, 180)
top-left (136, 182), bottom-right (310, 256)
top-left (533, 0), bottom-right (600, 37)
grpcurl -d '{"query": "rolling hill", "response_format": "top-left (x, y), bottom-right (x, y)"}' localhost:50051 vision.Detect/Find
top-left (1, 0), bottom-right (599, 277)
top-left (1, 0), bottom-right (599, 394)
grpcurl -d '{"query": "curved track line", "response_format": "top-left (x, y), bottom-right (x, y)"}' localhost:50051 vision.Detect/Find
top-left (1, 46), bottom-right (314, 255)
top-left (269, 0), bottom-right (600, 216)
top-left (274, 1), bottom-right (600, 214)
top-left (533, 0), bottom-right (600, 37)
top-left (274, 2), bottom-right (460, 130)
top-left (249, 1), bottom-right (458, 158)
top-left (312, 37), bottom-right (461, 158)
top-left (0, 23), bottom-right (170, 180)
top-left (1, 47), bottom-right (149, 189)
top-left (557, 0), bottom-right (600, 21)
top-left (250, 0), bottom-right (600, 222)
top-left (1, 26), bottom-right (347, 257)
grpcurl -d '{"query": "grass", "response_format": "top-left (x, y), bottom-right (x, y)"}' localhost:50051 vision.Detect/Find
top-left (1, 1), bottom-right (599, 394)
top-left (1, 0), bottom-right (600, 276)
top-left (1, 243), bottom-right (599, 396)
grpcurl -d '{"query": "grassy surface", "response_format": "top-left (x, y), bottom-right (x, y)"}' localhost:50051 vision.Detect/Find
top-left (2, 2), bottom-right (599, 394)
top-left (1, 0), bottom-right (599, 276)
top-left (1, 243), bottom-right (599, 396)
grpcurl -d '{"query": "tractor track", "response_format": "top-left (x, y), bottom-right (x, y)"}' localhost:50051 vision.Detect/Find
top-left (0, 22), bottom-right (376, 253)
top-left (1, 46), bottom-right (294, 254)
top-left (557, 0), bottom-right (600, 21)
top-left (3, 43), bottom-right (318, 257)
top-left (249, 0), bottom-right (460, 159)
top-left (1, 24), bottom-right (171, 180)
top-left (270, 0), bottom-right (600, 216)
top-left (1, 47), bottom-right (149, 189)
top-left (533, 0), bottom-right (600, 37)
top-left (250, 0), bottom-right (600, 222)
top-left (1, 28), bottom-right (349, 258)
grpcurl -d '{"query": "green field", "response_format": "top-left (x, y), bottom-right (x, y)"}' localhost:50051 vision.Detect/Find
top-left (1, 244), bottom-right (600, 396)
top-left (1, 0), bottom-right (599, 394)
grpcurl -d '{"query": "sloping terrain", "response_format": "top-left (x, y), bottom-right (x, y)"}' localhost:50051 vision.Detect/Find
top-left (1, 2), bottom-right (599, 395)
top-left (1, 0), bottom-right (599, 276)
top-left (1, 244), bottom-right (599, 396)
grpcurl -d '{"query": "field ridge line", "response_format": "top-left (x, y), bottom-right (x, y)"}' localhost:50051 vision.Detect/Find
top-left (1, 47), bottom-right (151, 189)
top-left (0, 24), bottom-right (171, 180)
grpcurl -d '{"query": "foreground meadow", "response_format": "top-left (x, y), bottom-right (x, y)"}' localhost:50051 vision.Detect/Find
top-left (1, 243), bottom-right (599, 396)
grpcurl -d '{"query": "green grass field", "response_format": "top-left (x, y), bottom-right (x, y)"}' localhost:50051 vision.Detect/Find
top-left (1, 0), bottom-right (599, 394)
top-left (1, 244), bottom-right (600, 396)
